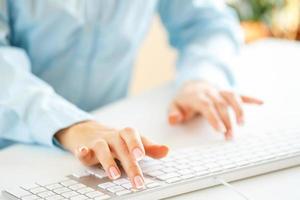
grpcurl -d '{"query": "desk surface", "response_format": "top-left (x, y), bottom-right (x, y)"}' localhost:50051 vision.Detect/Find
top-left (1, 39), bottom-right (300, 200)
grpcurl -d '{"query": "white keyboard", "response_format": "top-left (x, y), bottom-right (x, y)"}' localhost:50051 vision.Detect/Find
top-left (2, 128), bottom-right (300, 200)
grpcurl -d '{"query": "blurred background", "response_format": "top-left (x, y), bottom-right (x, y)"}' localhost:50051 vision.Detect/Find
top-left (130, 0), bottom-right (300, 95)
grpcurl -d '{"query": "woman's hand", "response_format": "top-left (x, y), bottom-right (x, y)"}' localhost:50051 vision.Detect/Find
top-left (168, 81), bottom-right (263, 139)
top-left (55, 121), bottom-right (169, 189)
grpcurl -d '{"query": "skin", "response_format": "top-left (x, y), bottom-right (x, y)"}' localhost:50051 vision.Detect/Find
top-left (55, 80), bottom-right (263, 189)
top-left (168, 80), bottom-right (263, 139)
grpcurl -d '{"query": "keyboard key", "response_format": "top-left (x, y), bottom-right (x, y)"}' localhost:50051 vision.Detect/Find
top-left (146, 182), bottom-right (161, 188)
top-left (193, 166), bottom-right (208, 172)
top-left (143, 165), bottom-right (163, 173)
top-left (46, 183), bottom-right (62, 190)
top-left (121, 183), bottom-right (133, 190)
top-left (5, 187), bottom-right (31, 198)
top-left (30, 187), bottom-right (47, 194)
top-left (146, 170), bottom-right (164, 177)
top-left (37, 178), bottom-right (69, 186)
top-left (157, 173), bottom-right (179, 181)
top-left (144, 178), bottom-right (155, 184)
top-left (116, 189), bottom-right (131, 196)
top-left (166, 177), bottom-right (182, 184)
top-left (162, 167), bottom-right (177, 173)
top-left (113, 178), bottom-right (130, 185)
top-left (61, 191), bottom-right (78, 198)
top-left (45, 195), bottom-right (63, 200)
top-left (98, 182), bottom-right (116, 189)
top-left (94, 195), bottom-right (111, 200)
top-left (106, 185), bottom-right (125, 193)
top-left (86, 167), bottom-right (107, 178)
top-left (38, 191), bottom-right (55, 198)
top-left (72, 170), bottom-right (90, 178)
top-left (77, 187), bottom-right (94, 194)
top-left (162, 162), bottom-right (176, 167)
top-left (21, 183), bottom-right (39, 190)
top-left (175, 164), bottom-right (189, 170)
top-left (178, 169), bottom-right (193, 175)
top-left (60, 180), bottom-right (77, 186)
top-left (70, 195), bottom-right (88, 200)
top-left (69, 183), bottom-right (86, 190)
top-left (85, 191), bottom-right (105, 198)
top-left (53, 187), bottom-right (71, 194)
top-left (22, 195), bottom-right (40, 200)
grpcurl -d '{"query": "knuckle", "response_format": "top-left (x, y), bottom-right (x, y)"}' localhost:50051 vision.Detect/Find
top-left (199, 99), bottom-right (212, 107)
top-left (124, 127), bottom-right (135, 133)
top-left (93, 139), bottom-right (107, 149)
top-left (121, 127), bottom-right (138, 138)
top-left (127, 163), bottom-right (141, 174)
top-left (218, 101), bottom-right (227, 108)
top-left (221, 90), bottom-right (233, 96)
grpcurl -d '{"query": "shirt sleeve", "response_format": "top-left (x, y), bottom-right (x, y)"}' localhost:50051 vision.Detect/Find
top-left (158, 0), bottom-right (243, 89)
top-left (0, 2), bottom-right (93, 147)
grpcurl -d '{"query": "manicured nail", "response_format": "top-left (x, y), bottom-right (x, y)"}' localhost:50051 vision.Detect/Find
top-left (238, 118), bottom-right (244, 126)
top-left (133, 148), bottom-right (144, 161)
top-left (225, 131), bottom-right (233, 140)
top-left (134, 176), bottom-right (144, 189)
top-left (169, 112), bottom-right (183, 124)
top-left (109, 166), bottom-right (120, 180)
top-left (79, 146), bottom-right (88, 155)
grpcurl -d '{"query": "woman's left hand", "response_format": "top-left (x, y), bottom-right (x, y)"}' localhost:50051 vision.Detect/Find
top-left (168, 80), bottom-right (263, 139)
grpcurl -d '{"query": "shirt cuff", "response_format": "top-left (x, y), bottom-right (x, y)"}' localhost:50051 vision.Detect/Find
top-left (29, 94), bottom-right (94, 148)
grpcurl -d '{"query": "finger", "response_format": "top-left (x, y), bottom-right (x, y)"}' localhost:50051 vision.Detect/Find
top-left (141, 136), bottom-right (169, 159)
top-left (213, 98), bottom-right (233, 140)
top-left (221, 92), bottom-right (244, 125)
top-left (241, 95), bottom-right (264, 104)
top-left (181, 106), bottom-right (197, 122)
top-left (168, 102), bottom-right (184, 125)
top-left (112, 136), bottom-right (145, 189)
top-left (120, 128), bottom-right (145, 161)
top-left (76, 146), bottom-right (98, 166)
top-left (92, 140), bottom-right (121, 180)
top-left (194, 97), bottom-right (226, 133)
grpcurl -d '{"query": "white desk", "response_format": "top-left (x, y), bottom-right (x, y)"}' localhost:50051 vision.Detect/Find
top-left (1, 39), bottom-right (300, 199)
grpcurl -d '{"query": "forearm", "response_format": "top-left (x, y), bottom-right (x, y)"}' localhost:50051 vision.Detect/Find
top-left (159, 0), bottom-right (243, 88)
top-left (0, 47), bottom-right (93, 146)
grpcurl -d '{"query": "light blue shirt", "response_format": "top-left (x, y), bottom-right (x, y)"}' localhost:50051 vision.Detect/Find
top-left (0, 0), bottom-right (242, 148)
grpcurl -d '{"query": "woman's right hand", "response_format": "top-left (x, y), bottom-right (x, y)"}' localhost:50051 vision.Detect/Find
top-left (55, 121), bottom-right (169, 189)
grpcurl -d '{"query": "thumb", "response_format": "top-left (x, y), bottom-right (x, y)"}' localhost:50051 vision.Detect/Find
top-left (75, 146), bottom-right (96, 166)
top-left (141, 136), bottom-right (169, 159)
top-left (168, 102), bottom-right (184, 125)
top-left (241, 95), bottom-right (264, 105)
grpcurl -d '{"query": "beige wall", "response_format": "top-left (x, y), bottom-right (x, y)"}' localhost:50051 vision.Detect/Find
top-left (129, 16), bottom-right (176, 95)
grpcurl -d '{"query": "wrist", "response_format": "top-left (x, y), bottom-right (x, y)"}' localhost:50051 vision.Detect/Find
top-left (54, 120), bottom-right (95, 151)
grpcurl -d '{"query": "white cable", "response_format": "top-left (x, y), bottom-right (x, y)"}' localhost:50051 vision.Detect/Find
top-left (214, 177), bottom-right (251, 200)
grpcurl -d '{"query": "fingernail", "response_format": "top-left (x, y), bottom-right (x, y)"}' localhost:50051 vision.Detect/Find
top-left (79, 146), bottom-right (88, 155)
top-left (109, 166), bottom-right (120, 180)
top-left (132, 148), bottom-right (144, 161)
top-left (238, 118), bottom-right (244, 126)
top-left (169, 112), bottom-right (183, 124)
top-left (225, 131), bottom-right (233, 140)
top-left (134, 175), bottom-right (144, 189)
